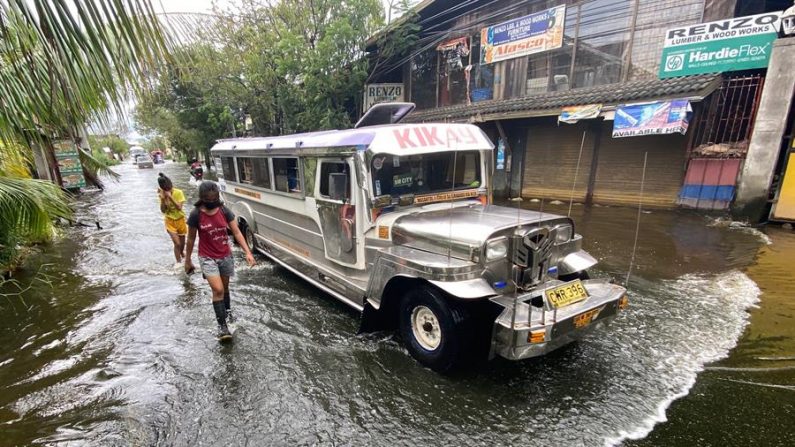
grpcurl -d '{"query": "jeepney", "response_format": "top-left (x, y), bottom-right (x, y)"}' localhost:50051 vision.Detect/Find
top-left (211, 103), bottom-right (627, 372)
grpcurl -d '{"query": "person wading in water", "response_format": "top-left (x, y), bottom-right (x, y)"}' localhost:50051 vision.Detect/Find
top-left (157, 173), bottom-right (187, 266)
top-left (184, 181), bottom-right (255, 340)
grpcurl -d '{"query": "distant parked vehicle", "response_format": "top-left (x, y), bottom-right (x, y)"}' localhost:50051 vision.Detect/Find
top-left (129, 146), bottom-right (146, 163)
top-left (136, 154), bottom-right (154, 169)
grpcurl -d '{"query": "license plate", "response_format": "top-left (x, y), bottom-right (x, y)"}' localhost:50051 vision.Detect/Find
top-left (574, 308), bottom-right (601, 328)
top-left (545, 279), bottom-right (588, 308)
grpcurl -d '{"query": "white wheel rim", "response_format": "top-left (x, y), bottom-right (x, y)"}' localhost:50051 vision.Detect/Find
top-left (246, 229), bottom-right (255, 250)
top-left (411, 305), bottom-right (442, 351)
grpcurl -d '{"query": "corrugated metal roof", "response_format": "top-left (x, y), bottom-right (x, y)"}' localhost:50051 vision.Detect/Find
top-left (405, 74), bottom-right (722, 123)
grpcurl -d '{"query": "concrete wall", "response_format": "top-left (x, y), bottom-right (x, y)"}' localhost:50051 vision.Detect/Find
top-left (732, 37), bottom-right (795, 222)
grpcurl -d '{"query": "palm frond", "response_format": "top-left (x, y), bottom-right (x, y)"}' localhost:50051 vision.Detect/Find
top-left (0, 1), bottom-right (173, 146)
top-left (0, 177), bottom-right (72, 242)
top-left (78, 147), bottom-right (119, 189)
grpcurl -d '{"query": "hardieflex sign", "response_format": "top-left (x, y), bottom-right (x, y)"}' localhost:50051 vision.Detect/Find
top-left (659, 12), bottom-right (782, 78)
top-left (612, 100), bottom-right (692, 138)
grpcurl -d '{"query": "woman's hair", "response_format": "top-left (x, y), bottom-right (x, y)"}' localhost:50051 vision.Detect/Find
top-left (157, 172), bottom-right (173, 190)
top-left (194, 180), bottom-right (222, 207)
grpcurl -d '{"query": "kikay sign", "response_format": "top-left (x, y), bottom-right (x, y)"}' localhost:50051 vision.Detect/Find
top-left (363, 83), bottom-right (404, 113)
top-left (659, 12), bottom-right (782, 78)
top-left (368, 124), bottom-right (492, 154)
top-left (392, 126), bottom-right (481, 149)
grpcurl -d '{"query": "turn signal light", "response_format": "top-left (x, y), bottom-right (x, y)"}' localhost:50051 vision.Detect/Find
top-left (619, 295), bottom-right (629, 310)
top-left (528, 330), bottom-right (546, 344)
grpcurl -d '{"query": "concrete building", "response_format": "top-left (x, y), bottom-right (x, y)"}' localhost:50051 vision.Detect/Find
top-left (366, 0), bottom-right (795, 220)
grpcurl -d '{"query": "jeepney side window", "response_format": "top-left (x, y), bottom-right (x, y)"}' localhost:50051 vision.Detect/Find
top-left (318, 161), bottom-right (350, 199)
top-left (221, 157), bottom-right (237, 182)
top-left (237, 157), bottom-right (271, 189)
top-left (273, 157), bottom-right (302, 194)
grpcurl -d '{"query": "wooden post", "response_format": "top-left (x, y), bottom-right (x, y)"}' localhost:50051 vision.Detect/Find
top-left (585, 121), bottom-right (602, 204)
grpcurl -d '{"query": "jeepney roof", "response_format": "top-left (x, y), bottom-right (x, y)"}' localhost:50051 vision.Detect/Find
top-left (210, 123), bottom-right (494, 156)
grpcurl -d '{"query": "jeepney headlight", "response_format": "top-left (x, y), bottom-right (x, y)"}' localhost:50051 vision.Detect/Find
top-left (555, 224), bottom-right (573, 243)
top-left (485, 237), bottom-right (509, 262)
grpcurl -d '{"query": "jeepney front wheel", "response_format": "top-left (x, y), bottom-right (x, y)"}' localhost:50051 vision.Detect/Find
top-left (399, 286), bottom-right (471, 373)
top-left (241, 221), bottom-right (258, 252)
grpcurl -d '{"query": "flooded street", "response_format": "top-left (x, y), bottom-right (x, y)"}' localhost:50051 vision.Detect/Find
top-left (1, 162), bottom-right (791, 446)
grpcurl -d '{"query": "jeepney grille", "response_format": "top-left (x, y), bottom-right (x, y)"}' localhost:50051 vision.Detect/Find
top-left (511, 227), bottom-right (555, 287)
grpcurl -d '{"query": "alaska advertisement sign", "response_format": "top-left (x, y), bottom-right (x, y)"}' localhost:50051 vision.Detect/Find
top-left (659, 12), bottom-right (782, 79)
top-left (480, 5), bottom-right (565, 65)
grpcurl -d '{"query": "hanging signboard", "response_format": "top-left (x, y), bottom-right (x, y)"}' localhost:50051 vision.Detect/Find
top-left (363, 83), bottom-right (404, 113)
top-left (659, 11), bottom-right (782, 79)
top-left (53, 140), bottom-right (86, 188)
top-left (558, 104), bottom-right (603, 124)
top-left (480, 5), bottom-right (566, 65)
top-left (612, 100), bottom-right (692, 138)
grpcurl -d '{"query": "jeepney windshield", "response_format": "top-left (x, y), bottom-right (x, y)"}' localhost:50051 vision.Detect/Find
top-left (370, 151), bottom-right (481, 197)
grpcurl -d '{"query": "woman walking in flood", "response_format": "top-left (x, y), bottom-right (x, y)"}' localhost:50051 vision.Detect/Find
top-left (184, 181), bottom-right (255, 340)
top-left (158, 173), bottom-right (187, 265)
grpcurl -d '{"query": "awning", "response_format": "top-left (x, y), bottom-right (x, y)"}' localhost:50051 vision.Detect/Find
top-left (405, 74), bottom-right (720, 123)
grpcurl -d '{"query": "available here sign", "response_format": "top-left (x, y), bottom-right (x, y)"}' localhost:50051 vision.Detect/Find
top-left (659, 12), bottom-right (782, 79)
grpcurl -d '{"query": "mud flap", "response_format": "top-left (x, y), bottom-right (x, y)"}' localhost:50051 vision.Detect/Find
top-left (357, 301), bottom-right (383, 334)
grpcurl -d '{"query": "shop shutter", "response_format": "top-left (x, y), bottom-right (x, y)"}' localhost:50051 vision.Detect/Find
top-left (592, 121), bottom-right (688, 207)
top-left (522, 120), bottom-right (594, 202)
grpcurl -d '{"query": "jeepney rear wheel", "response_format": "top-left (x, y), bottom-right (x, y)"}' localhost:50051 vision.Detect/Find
top-left (399, 285), bottom-right (471, 373)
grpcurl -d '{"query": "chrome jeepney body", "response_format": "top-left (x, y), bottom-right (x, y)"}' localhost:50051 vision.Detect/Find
top-left (211, 118), bottom-right (626, 370)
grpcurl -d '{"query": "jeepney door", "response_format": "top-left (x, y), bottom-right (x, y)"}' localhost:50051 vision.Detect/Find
top-left (315, 159), bottom-right (357, 265)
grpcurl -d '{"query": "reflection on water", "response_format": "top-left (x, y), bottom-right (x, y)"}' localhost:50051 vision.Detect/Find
top-left (0, 164), bottom-right (778, 446)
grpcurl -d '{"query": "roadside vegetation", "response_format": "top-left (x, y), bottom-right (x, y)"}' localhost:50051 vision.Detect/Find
top-left (0, 1), bottom-right (171, 273)
top-left (134, 0), bottom-right (391, 162)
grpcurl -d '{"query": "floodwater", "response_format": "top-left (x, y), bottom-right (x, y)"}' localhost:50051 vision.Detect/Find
top-left (0, 162), bottom-right (791, 446)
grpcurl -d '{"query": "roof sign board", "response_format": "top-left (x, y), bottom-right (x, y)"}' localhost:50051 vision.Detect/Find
top-left (480, 5), bottom-right (565, 65)
top-left (363, 83), bottom-right (404, 114)
top-left (659, 12), bottom-right (782, 79)
top-left (612, 100), bottom-right (692, 138)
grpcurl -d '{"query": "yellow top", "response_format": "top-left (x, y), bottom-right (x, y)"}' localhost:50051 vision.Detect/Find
top-left (160, 188), bottom-right (186, 220)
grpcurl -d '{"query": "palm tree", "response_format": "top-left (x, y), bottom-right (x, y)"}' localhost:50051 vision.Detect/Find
top-left (0, 1), bottom-right (171, 266)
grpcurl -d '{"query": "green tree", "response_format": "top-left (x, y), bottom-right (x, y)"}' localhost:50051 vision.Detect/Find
top-left (0, 1), bottom-right (171, 269)
top-left (135, 0), bottom-right (385, 146)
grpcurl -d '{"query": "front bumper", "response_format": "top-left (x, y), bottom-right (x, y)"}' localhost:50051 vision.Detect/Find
top-left (490, 279), bottom-right (626, 361)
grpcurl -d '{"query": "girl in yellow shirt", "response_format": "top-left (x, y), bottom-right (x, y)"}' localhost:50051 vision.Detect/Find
top-left (157, 173), bottom-right (187, 263)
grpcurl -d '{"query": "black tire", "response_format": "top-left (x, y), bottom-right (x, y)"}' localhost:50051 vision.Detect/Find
top-left (558, 269), bottom-right (590, 282)
top-left (398, 285), bottom-right (471, 373)
top-left (244, 224), bottom-right (258, 252)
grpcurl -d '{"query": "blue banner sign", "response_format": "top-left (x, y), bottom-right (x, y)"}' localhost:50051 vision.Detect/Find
top-left (612, 100), bottom-right (692, 138)
top-left (480, 5), bottom-right (565, 64)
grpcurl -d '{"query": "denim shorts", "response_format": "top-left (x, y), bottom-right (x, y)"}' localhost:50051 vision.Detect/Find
top-left (199, 255), bottom-right (235, 277)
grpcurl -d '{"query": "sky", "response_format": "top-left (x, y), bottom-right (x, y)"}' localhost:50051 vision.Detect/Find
top-left (153, 0), bottom-right (402, 18)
